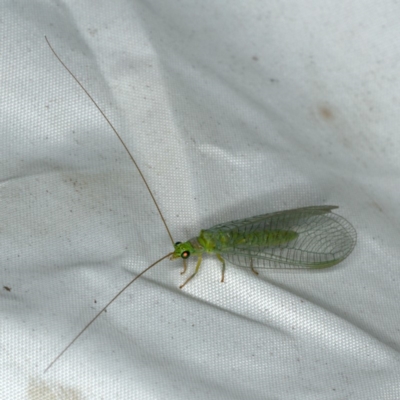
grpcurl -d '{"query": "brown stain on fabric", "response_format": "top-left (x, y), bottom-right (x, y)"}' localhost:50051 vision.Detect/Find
top-left (27, 378), bottom-right (83, 400)
top-left (318, 105), bottom-right (334, 121)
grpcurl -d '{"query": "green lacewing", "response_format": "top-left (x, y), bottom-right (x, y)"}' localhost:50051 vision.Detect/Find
top-left (44, 38), bottom-right (356, 371)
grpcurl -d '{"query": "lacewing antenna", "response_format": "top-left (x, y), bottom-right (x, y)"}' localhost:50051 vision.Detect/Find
top-left (44, 36), bottom-right (176, 372)
top-left (44, 252), bottom-right (172, 373)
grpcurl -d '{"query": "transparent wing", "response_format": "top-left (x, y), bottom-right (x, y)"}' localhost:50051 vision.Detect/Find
top-left (204, 206), bottom-right (356, 269)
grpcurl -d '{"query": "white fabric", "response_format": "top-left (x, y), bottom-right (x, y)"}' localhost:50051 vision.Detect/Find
top-left (1, 1), bottom-right (400, 399)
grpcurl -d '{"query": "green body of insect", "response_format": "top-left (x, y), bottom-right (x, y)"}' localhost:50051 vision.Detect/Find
top-left (172, 205), bottom-right (356, 288)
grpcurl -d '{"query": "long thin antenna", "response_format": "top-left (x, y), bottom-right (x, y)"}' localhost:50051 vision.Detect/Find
top-left (45, 36), bottom-right (174, 246)
top-left (44, 37), bottom-right (176, 371)
top-left (44, 252), bottom-right (173, 372)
